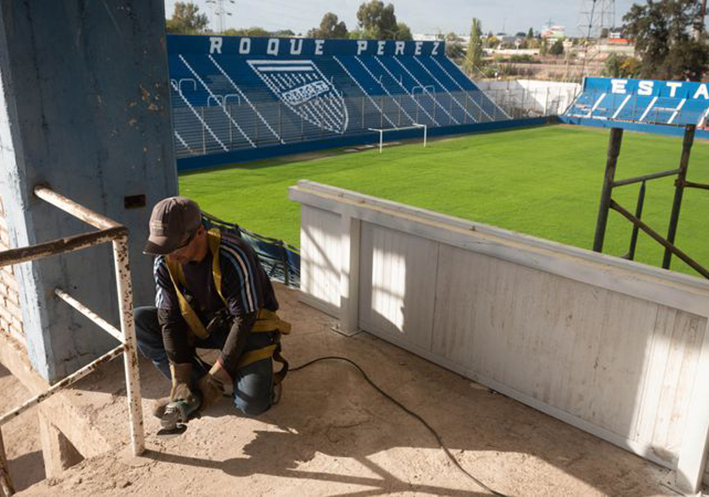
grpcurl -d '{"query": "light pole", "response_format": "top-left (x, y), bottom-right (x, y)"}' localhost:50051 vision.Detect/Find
top-left (206, 0), bottom-right (235, 34)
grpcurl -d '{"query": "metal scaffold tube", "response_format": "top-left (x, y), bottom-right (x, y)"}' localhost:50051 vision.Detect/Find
top-left (0, 345), bottom-right (125, 427)
top-left (54, 288), bottom-right (124, 343)
top-left (112, 237), bottom-right (145, 456)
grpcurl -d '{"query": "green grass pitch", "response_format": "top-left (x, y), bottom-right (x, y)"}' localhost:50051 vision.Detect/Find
top-left (179, 124), bottom-right (709, 279)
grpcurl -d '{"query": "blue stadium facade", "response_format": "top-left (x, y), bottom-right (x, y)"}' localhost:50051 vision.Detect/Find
top-left (563, 77), bottom-right (709, 139)
top-left (167, 35), bottom-right (538, 170)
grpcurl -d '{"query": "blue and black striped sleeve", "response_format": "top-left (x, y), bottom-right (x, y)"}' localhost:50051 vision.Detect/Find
top-left (216, 237), bottom-right (266, 373)
top-left (153, 256), bottom-right (193, 364)
top-left (219, 240), bottom-right (262, 318)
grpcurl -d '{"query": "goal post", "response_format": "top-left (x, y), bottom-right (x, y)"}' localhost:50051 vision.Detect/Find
top-left (368, 123), bottom-right (427, 153)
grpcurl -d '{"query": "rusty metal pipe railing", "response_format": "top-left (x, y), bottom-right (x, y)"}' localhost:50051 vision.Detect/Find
top-left (611, 199), bottom-right (709, 279)
top-left (54, 289), bottom-right (123, 343)
top-left (111, 236), bottom-right (144, 457)
top-left (33, 185), bottom-right (119, 230)
top-left (0, 226), bottom-right (126, 268)
top-left (0, 185), bottom-right (145, 473)
top-left (0, 344), bottom-right (125, 427)
top-left (612, 168), bottom-right (682, 188)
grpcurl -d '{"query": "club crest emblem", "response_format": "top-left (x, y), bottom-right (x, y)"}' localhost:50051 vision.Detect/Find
top-left (248, 60), bottom-right (349, 134)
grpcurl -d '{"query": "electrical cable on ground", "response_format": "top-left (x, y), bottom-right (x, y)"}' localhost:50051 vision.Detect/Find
top-left (290, 356), bottom-right (508, 497)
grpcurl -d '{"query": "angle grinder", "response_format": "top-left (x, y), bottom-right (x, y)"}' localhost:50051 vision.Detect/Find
top-left (160, 392), bottom-right (202, 432)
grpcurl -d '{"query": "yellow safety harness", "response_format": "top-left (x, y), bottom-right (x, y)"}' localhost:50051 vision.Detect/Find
top-left (165, 228), bottom-right (291, 382)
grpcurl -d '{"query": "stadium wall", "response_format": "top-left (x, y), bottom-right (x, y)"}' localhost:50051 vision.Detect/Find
top-left (290, 180), bottom-right (709, 493)
top-left (563, 113), bottom-right (709, 139)
top-left (176, 116), bottom-right (555, 172)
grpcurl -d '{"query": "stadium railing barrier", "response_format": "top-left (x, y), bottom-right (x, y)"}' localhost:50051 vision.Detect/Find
top-left (172, 87), bottom-right (572, 159)
top-left (0, 186), bottom-right (145, 493)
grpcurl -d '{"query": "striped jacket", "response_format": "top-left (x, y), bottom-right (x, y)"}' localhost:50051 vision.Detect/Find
top-left (153, 228), bottom-right (278, 369)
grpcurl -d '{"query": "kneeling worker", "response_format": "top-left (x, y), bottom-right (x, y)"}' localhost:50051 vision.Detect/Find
top-left (135, 197), bottom-right (290, 424)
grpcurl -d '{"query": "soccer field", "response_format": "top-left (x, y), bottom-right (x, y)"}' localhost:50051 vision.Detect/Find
top-left (179, 124), bottom-right (709, 279)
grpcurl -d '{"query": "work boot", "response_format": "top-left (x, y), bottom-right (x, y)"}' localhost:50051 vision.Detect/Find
top-left (152, 397), bottom-right (170, 419)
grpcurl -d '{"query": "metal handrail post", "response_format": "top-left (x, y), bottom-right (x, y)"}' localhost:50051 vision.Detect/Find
top-left (112, 236), bottom-right (144, 456)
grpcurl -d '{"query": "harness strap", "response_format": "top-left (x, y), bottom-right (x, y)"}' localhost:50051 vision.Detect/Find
top-left (236, 309), bottom-right (291, 383)
top-left (164, 231), bottom-right (291, 382)
top-left (251, 308), bottom-right (291, 334)
top-left (165, 229), bottom-right (225, 339)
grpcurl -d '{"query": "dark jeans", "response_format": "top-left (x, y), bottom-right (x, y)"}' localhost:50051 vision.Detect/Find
top-left (134, 306), bottom-right (274, 416)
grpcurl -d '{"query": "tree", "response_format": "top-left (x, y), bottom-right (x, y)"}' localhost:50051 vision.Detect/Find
top-left (273, 29), bottom-right (296, 37)
top-left (395, 22), bottom-right (413, 41)
top-left (222, 27), bottom-right (270, 37)
top-left (356, 1), bottom-right (398, 39)
top-left (485, 34), bottom-right (500, 49)
top-left (623, 0), bottom-right (709, 81)
top-left (549, 39), bottom-right (564, 56)
top-left (463, 18), bottom-right (483, 74)
top-left (603, 54), bottom-right (642, 77)
top-left (166, 2), bottom-right (209, 34)
top-left (348, 29), bottom-right (365, 39)
top-left (527, 27), bottom-right (534, 38)
top-left (446, 32), bottom-right (464, 61)
top-left (308, 12), bottom-right (349, 39)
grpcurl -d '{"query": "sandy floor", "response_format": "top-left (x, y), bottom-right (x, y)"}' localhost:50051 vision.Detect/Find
top-left (7, 283), bottom-right (680, 496)
top-left (0, 365), bottom-right (45, 492)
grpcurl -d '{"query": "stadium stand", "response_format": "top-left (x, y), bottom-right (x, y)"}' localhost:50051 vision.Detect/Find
top-left (562, 77), bottom-right (709, 137)
top-left (167, 35), bottom-right (510, 165)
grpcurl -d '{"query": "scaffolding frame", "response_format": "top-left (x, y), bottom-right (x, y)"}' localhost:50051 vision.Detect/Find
top-left (0, 185), bottom-right (144, 495)
top-left (593, 125), bottom-right (709, 279)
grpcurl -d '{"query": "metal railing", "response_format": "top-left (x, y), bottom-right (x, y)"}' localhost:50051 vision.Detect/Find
top-left (0, 186), bottom-right (144, 494)
top-left (171, 87), bottom-right (572, 159)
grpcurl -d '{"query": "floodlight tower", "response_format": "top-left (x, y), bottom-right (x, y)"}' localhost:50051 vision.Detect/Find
top-left (577, 0), bottom-right (616, 78)
top-left (207, 0), bottom-right (235, 34)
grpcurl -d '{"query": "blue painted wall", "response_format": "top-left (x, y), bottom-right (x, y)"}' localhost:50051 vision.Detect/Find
top-left (562, 115), bottom-right (709, 139)
top-left (177, 117), bottom-right (557, 172)
top-left (0, 1), bottom-right (178, 382)
top-left (562, 76), bottom-right (709, 134)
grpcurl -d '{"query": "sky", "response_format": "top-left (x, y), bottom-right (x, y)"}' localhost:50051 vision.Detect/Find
top-left (164, 0), bottom-right (640, 37)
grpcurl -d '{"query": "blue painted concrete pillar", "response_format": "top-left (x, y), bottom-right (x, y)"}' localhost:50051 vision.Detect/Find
top-left (0, 1), bottom-right (177, 382)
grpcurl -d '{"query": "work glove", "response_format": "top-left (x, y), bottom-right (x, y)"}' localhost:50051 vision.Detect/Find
top-left (169, 362), bottom-right (198, 406)
top-left (196, 360), bottom-right (232, 413)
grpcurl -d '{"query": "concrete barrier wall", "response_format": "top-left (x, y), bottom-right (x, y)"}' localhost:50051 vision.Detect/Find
top-left (289, 180), bottom-right (709, 492)
top-left (477, 79), bottom-right (581, 116)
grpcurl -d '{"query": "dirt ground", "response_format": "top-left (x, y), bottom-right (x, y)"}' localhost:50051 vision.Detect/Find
top-left (4, 283), bottom-right (682, 496)
top-left (0, 366), bottom-right (45, 492)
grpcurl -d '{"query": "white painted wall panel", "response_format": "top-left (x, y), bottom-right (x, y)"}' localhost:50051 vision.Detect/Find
top-left (299, 205), bottom-right (341, 313)
top-left (290, 181), bottom-right (709, 491)
top-left (432, 244), bottom-right (674, 441)
top-left (359, 222), bottom-right (439, 351)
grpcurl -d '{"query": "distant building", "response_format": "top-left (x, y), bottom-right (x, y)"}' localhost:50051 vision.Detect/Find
top-left (413, 33), bottom-right (441, 42)
top-left (414, 33), bottom-right (470, 44)
top-left (541, 25), bottom-right (566, 40)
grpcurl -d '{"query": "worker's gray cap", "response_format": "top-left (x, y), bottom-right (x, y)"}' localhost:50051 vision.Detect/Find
top-left (143, 197), bottom-right (202, 255)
